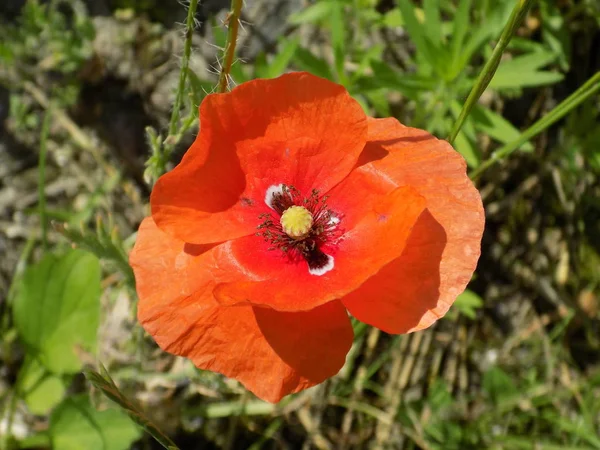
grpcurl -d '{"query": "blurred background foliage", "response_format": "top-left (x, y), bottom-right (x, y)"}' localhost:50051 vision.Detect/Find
top-left (1, 0), bottom-right (600, 449)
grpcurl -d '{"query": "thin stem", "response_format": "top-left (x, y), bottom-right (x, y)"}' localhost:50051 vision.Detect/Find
top-left (167, 0), bottom-right (200, 139)
top-left (38, 107), bottom-right (51, 251)
top-left (469, 71), bottom-right (600, 179)
top-left (448, 0), bottom-right (534, 144)
top-left (218, 0), bottom-right (244, 93)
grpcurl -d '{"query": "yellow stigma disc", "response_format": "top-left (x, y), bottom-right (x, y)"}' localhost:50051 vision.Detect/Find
top-left (280, 206), bottom-right (313, 239)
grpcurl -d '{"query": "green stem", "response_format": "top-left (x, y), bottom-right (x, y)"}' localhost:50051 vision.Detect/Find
top-left (151, 0), bottom-right (200, 177)
top-left (470, 71), bottom-right (600, 179)
top-left (167, 0), bottom-right (199, 139)
top-left (38, 107), bottom-right (51, 251)
top-left (448, 0), bottom-right (534, 144)
top-left (218, 0), bottom-right (244, 93)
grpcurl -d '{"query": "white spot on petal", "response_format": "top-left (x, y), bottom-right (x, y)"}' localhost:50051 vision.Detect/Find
top-left (265, 184), bottom-right (284, 209)
top-left (328, 215), bottom-right (340, 226)
top-left (309, 254), bottom-right (334, 276)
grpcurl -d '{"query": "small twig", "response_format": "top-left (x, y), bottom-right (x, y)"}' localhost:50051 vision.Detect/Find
top-left (218, 0), bottom-right (244, 93)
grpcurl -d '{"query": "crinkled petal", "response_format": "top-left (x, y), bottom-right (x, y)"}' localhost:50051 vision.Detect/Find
top-left (151, 72), bottom-right (368, 244)
top-left (341, 118), bottom-right (484, 333)
top-left (130, 218), bottom-right (353, 402)
top-left (213, 186), bottom-right (426, 311)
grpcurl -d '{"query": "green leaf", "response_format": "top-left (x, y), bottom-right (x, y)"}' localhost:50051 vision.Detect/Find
top-left (482, 367), bottom-right (518, 405)
top-left (453, 289), bottom-right (484, 319)
top-left (264, 38), bottom-right (299, 78)
top-left (18, 357), bottom-right (66, 415)
top-left (382, 8), bottom-right (403, 28)
top-left (454, 131), bottom-right (481, 169)
top-left (288, 1), bottom-right (335, 25)
top-left (292, 47), bottom-right (334, 80)
top-left (330, 0), bottom-right (346, 81)
top-left (490, 52), bottom-right (563, 89)
top-left (423, 0), bottom-right (442, 47)
top-left (13, 249), bottom-right (101, 374)
top-left (471, 105), bottom-right (533, 151)
top-left (490, 70), bottom-right (564, 90)
top-left (449, 0), bottom-right (472, 75)
top-left (396, 0), bottom-right (436, 69)
top-left (352, 60), bottom-right (436, 99)
top-left (49, 395), bottom-right (141, 450)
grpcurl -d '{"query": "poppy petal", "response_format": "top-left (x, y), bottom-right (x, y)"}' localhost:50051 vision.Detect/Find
top-left (151, 72), bottom-right (368, 244)
top-left (341, 118), bottom-right (484, 333)
top-left (130, 218), bottom-right (353, 402)
top-left (213, 186), bottom-right (426, 311)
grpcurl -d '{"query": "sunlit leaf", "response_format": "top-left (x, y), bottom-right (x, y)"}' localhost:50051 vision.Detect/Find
top-left (453, 289), bottom-right (484, 319)
top-left (490, 52), bottom-right (563, 89)
top-left (471, 105), bottom-right (533, 151)
top-left (18, 357), bottom-right (66, 415)
top-left (288, 1), bottom-right (335, 25)
top-left (13, 249), bottom-right (101, 374)
top-left (49, 395), bottom-right (141, 450)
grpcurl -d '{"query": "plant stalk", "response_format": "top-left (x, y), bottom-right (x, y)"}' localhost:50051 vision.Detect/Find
top-left (218, 0), bottom-right (244, 93)
top-left (469, 71), bottom-right (600, 179)
top-left (448, 0), bottom-right (534, 144)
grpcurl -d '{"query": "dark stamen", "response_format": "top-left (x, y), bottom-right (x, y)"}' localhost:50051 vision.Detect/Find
top-left (257, 185), bottom-right (341, 270)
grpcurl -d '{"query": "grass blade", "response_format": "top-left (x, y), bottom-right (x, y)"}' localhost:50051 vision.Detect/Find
top-left (450, 0), bottom-right (473, 75)
top-left (448, 0), bottom-right (534, 143)
top-left (85, 365), bottom-right (181, 450)
top-left (470, 71), bottom-right (600, 179)
top-left (38, 107), bottom-right (51, 251)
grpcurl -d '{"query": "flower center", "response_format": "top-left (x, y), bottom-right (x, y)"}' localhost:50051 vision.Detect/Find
top-left (280, 205), bottom-right (313, 239)
top-left (258, 184), bottom-right (341, 276)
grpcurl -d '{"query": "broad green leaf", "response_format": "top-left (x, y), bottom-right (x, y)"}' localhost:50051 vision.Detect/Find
top-left (471, 105), bottom-right (533, 151)
top-left (288, 1), bottom-right (334, 25)
top-left (50, 395), bottom-right (141, 450)
top-left (13, 249), bottom-right (101, 374)
top-left (453, 289), bottom-right (484, 319)
top-left (18, 357), bottom-right (65, 415)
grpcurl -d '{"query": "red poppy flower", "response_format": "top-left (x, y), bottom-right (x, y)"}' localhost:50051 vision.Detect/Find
top-left (130, 72), bottom-right (484, 403)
